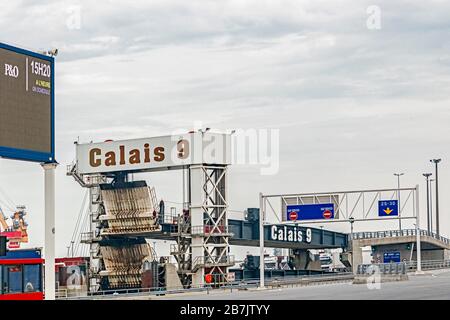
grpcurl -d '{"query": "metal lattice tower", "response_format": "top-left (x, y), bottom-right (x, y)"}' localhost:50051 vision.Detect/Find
top-left (187, 164), bottom-right (234, 286)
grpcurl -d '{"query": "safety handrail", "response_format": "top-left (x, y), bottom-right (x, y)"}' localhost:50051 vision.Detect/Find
top-left (358, 260), bottom-right (450, 274)
top-left (192, 255), bottom-right (235, 270)
top-left (357, 262), bottom-right (407, 275)
top-left (190, 225), bottom-right (233, 236)
top-left (80, 231), bottom-right (94, 242)
top-left (351, 229), bottom-right (450, 244)
top-left (404, 259), bottom-right (450, 270)
top-left (57, 272), bottom-right (354, 300)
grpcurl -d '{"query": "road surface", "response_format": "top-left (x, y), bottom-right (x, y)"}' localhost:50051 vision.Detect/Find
top-left (150, 270), bottom-right (450, 300)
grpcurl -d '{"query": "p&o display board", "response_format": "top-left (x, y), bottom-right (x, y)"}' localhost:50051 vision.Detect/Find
top-left (0, 42), bottom-right (54, 163)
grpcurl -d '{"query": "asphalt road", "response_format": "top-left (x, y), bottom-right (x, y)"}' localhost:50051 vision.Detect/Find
top-left (151, 270), bottom-right (450, 300)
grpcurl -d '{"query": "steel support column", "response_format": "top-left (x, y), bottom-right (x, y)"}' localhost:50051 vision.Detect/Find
top-left (184, 164), bottom-right (232, 287)
top-left (42, 162), bottom-right (58, 300)
top-left (259, 192), bottom-right (265, 289)
top-left (415, 184), bottom-right (422, 273)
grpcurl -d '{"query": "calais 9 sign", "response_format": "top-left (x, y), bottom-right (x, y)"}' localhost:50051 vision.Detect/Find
top-left (270, 225), bottom-right (312, 243)
top-left (0, 43), bottom-right (54, 162)
top-left (76, 132), bottom-right (231, 174)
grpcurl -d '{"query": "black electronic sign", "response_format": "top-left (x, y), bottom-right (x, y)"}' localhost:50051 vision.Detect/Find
top-left (0, 42), bottom-right (54, 162)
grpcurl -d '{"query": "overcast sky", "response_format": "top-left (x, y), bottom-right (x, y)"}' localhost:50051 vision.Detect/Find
top-left (1, 0), bottom-right (450, 258)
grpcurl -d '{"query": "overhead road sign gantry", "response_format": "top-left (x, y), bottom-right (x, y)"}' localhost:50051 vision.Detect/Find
top-left (259, 186), bottom-right (423, 287)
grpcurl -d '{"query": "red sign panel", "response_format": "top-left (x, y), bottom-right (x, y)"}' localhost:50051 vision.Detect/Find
top-left (323, 210), bottom-right (332, 219)
top-left (289, 211), bottom-right (298, 221)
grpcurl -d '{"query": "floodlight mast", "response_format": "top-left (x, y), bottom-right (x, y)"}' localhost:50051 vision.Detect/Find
top-left (430, 159), bottom-right (441, 236)
top-left (394, 173), bottom-right (404, 230)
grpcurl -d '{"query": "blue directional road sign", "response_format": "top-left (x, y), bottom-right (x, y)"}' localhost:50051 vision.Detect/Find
top-left (286, 203), bottom-right (335, 221)
top-left (378, 200), bottom-right (399, 217)
top-left (383, 252), bottom-right (401, 263)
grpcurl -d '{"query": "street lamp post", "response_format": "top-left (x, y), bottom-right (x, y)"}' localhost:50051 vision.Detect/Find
top-left (349, 217), bottom-right (355, 272)
top-left (430, 159), bottom-right (441, 235)
top-left (423, 173), bottom-right (432, 233)
top-left (394, 173), bottom-right (404, 230)
top-left (415, 184), bottom-right (422, 274)
top-left (430, 179), bottom-right (434, 234)
top-left (349, 217), bottom-right (355, 238)
top-left (259, 193), bottom-right (265, 289)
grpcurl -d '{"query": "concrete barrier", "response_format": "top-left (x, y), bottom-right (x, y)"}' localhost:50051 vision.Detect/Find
top-left (353, 274), bottom-right (408, 284)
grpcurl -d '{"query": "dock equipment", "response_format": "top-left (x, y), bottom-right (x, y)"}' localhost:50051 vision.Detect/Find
top-left (68, 132), bottom-right (234, 290)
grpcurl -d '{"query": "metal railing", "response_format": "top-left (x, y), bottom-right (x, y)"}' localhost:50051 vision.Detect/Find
top-left (59, 282), bottom-right (254, 300)
top-left (192, 255), bottom-right (235, 271)
top-left (191, 225), bottom-right (233, 236)
top-left (358, 260), bottom-right (450, 275)
top-left (405, 259), bottom-right (450, 271)
top-left (158, 255), bottom-right (176, 264)
top-left (56, 289), bottom-right (68, 299)
top-left (80, 231), bottom-right (94, 243)
top-left (160, 213), bottom-right (180, 225)
top-left (351, 229), bottom-right (450, 245)
top-left (357, 263), bottom-right (407, 275)
top-left (57, 272), bottom-right (354, 300)
top-left (266, 272), bottom-right (354, 286)
top-left (67, 163), bottom-right (107, 187)
top-left (169, 244), bottom-right (184, 255)
top-left (169, 224), bottom-right (235, 236)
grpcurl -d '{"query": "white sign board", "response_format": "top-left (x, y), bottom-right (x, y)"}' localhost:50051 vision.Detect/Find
top-left (76, 132), bottom-right (231, 174)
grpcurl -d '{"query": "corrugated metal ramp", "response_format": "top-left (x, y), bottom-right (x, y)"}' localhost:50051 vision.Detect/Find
top-left (100, 184), bottom-right (160, 235)
top-left (100, 243), bottom-right (154, 288)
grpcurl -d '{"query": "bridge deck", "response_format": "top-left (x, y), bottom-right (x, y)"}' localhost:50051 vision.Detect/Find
top-left (97, 219), bottom-right (348, 250)
top-left (352, 230), bottom-right (450, 250)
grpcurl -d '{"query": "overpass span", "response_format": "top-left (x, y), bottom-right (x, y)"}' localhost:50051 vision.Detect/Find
top-left (83, 218), bottom-right (349, 250)
top-left (350, 229), bottom-right (450, 266)
top-left (352, 229), bottom-right (450, 250)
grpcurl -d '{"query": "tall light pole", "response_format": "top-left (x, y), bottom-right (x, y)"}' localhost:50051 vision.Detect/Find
top-left (430, 179), bottom-right (434, 234)
top-left (415, 184), bottom-right (422, 274)
top-left (349, 217), bottom-right (355, 272)
top-left (423, 173), bottom-right (432, 233)
top-left (349, 217), bottom-right (355, 239)
top-left (430, 159), bottom-right (441, 235)
top-left (394, 173), bottom-right (404, 230)
top-left (259, 193), bottom-right (265, 289)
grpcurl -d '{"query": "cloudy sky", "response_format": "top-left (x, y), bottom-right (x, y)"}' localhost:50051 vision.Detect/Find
top-left (1, 0), bottom-right (450, 257)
